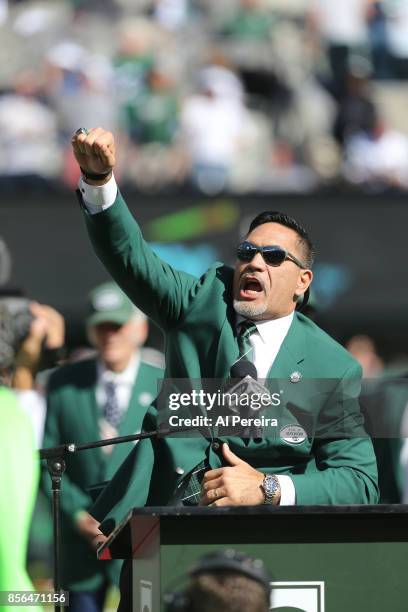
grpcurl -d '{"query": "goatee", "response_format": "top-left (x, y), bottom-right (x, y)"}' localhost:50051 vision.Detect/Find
top-left (233, 299), bottom-right (268, 318)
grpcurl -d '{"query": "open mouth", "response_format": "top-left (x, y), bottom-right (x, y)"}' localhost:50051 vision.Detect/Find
top-left (239, 276), bottom-right (264, 300)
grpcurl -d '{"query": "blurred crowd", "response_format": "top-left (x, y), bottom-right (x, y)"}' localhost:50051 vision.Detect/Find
top-left (2, 0), bottom-right (408, 194)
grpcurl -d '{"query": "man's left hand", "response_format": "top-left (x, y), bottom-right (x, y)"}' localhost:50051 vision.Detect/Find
top-left (199, 443), bottom-right (265, 507)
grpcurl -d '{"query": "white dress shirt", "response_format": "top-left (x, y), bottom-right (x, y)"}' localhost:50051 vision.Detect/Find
top-left (236, 313), bottom-right (294, 379)
top-left (96, 352), bottom-right (140, 447)
top-left (96, 352), bottom-right (140, 414)
top-left (80, 175), bottom-right (297, 504)
top-left (236, 313), bottom-right (296, 505)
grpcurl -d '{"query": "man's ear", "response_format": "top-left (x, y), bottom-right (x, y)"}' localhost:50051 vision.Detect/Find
top-left (295, 269), bottom-right (313, 299)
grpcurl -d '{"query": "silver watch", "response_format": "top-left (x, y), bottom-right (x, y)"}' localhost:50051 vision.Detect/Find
top-left (261, 474), bottom-right (280, 505)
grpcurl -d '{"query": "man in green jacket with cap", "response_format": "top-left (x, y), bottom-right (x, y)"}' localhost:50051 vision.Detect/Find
top-left (41, 281), bottom-right (163, 611)
top-left (70, 127), bottom-right (378, 539)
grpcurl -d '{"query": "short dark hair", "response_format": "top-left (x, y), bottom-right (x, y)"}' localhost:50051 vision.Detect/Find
top-left (186, 571), bottom-right (269, 612)
top-left (247, 211), bottom-right (315, 268)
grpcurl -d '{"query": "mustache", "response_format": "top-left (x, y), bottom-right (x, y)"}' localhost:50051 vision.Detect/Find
top-left (239, 273), bottom-right (267, 292)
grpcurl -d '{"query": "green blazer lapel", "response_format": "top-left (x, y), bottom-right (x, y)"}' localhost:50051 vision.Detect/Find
top-left (214, 316), bottom-right (241, 379)
top-left (77, 361), bottom-right (107, 478)
top-left (265, 314), bottom-right (316, 437)
top-left (117, 362), bottom-right (151, 436)
top-left (214, 278), bottom-right (240, 379)
top-left (80, 361), bottom-right (102, 443)
top-left (267, 313), bottom-right (306, 380)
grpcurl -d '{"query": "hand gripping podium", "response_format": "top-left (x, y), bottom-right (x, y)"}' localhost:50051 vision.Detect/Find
top-left (97, 505), bottom-right (408, 611)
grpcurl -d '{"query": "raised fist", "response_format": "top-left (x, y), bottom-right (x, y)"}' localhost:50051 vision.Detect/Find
top-left (71, 127), bottom-right (116, 181)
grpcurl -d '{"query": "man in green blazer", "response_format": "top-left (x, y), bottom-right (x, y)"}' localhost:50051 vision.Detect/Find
top-left (41, 282), bottom-right (163, 611)
top-left (71, 128), bottom-right (378, 541)
top-left (360, 366), bottom-right (408, 503)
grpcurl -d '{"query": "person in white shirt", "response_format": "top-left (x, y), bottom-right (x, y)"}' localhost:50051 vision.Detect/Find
top-left (180, 65), bottom-right (250, 194)
top-left (309, 0), bottom-right (370, 97)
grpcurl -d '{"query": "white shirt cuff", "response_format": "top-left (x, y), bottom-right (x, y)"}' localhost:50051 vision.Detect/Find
top-left (78, 174), bottom-right (118, 214)
top-left (276, 474), bottom-right (296, 506)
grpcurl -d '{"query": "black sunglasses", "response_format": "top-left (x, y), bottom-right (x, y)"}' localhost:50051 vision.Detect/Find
top-left (237, 241), bottom-right (306, 268)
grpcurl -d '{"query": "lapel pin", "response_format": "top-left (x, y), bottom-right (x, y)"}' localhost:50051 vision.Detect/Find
top-left (290, 371), bottom-right (302, 383)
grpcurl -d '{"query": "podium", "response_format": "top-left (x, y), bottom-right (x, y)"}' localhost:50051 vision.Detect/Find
top-left (98, 505), bottom-right (408, 611)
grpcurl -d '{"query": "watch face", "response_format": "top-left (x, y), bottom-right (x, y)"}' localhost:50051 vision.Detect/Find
top-left (264, 475), bottom-right (277, 495)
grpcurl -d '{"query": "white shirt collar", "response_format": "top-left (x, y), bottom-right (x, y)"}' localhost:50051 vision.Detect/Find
top-left (97, 352), bottom-right (140, 386)
top-left (236, 311), bottom-right (294, 343)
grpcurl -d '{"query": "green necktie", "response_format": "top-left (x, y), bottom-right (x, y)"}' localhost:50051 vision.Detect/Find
top-left (237, 320), bottom-right (258, 362)
top-left (173, 323), bottom-right (258, 506)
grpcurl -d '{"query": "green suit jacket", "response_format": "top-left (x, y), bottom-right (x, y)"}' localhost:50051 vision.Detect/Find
top-left (360, 369), bottom-right (408, 503)
top-left (41, 357), bottom-right (163, 591)
top-left (79, 190), bottom-right (378, 533)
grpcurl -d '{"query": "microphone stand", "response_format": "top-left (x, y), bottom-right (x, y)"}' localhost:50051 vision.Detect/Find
top-left (40, 427), bottom-right (191, 612)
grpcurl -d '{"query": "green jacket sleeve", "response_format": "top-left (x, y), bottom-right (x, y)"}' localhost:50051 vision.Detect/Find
top-left (291, 437), bottom-right (379, 504)
top-left (83, 191), bottom-right (204, 331)
top-left (90, 435), bottom-right (155, 534)
top-left (41, 391), bottom-right (92, 521)
top-left (292, 364), bottom-right (379, 504)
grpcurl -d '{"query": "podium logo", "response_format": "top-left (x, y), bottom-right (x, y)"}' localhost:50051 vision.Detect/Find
top-left (270, 581), bottom-right (325, 611)
top-left (140, 580), bottom-right (152, 612)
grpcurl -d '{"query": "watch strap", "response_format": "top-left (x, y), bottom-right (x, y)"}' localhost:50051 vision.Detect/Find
top-left (80, 167), bottom-right (112, 181)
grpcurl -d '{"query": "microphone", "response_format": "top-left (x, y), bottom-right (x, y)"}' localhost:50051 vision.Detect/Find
top-left (225, 360), bottom-right (273, 413)
top-left (223, 360), bottom-right (274, 438)
top-left (231, 359), bottom-right (258, 380)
